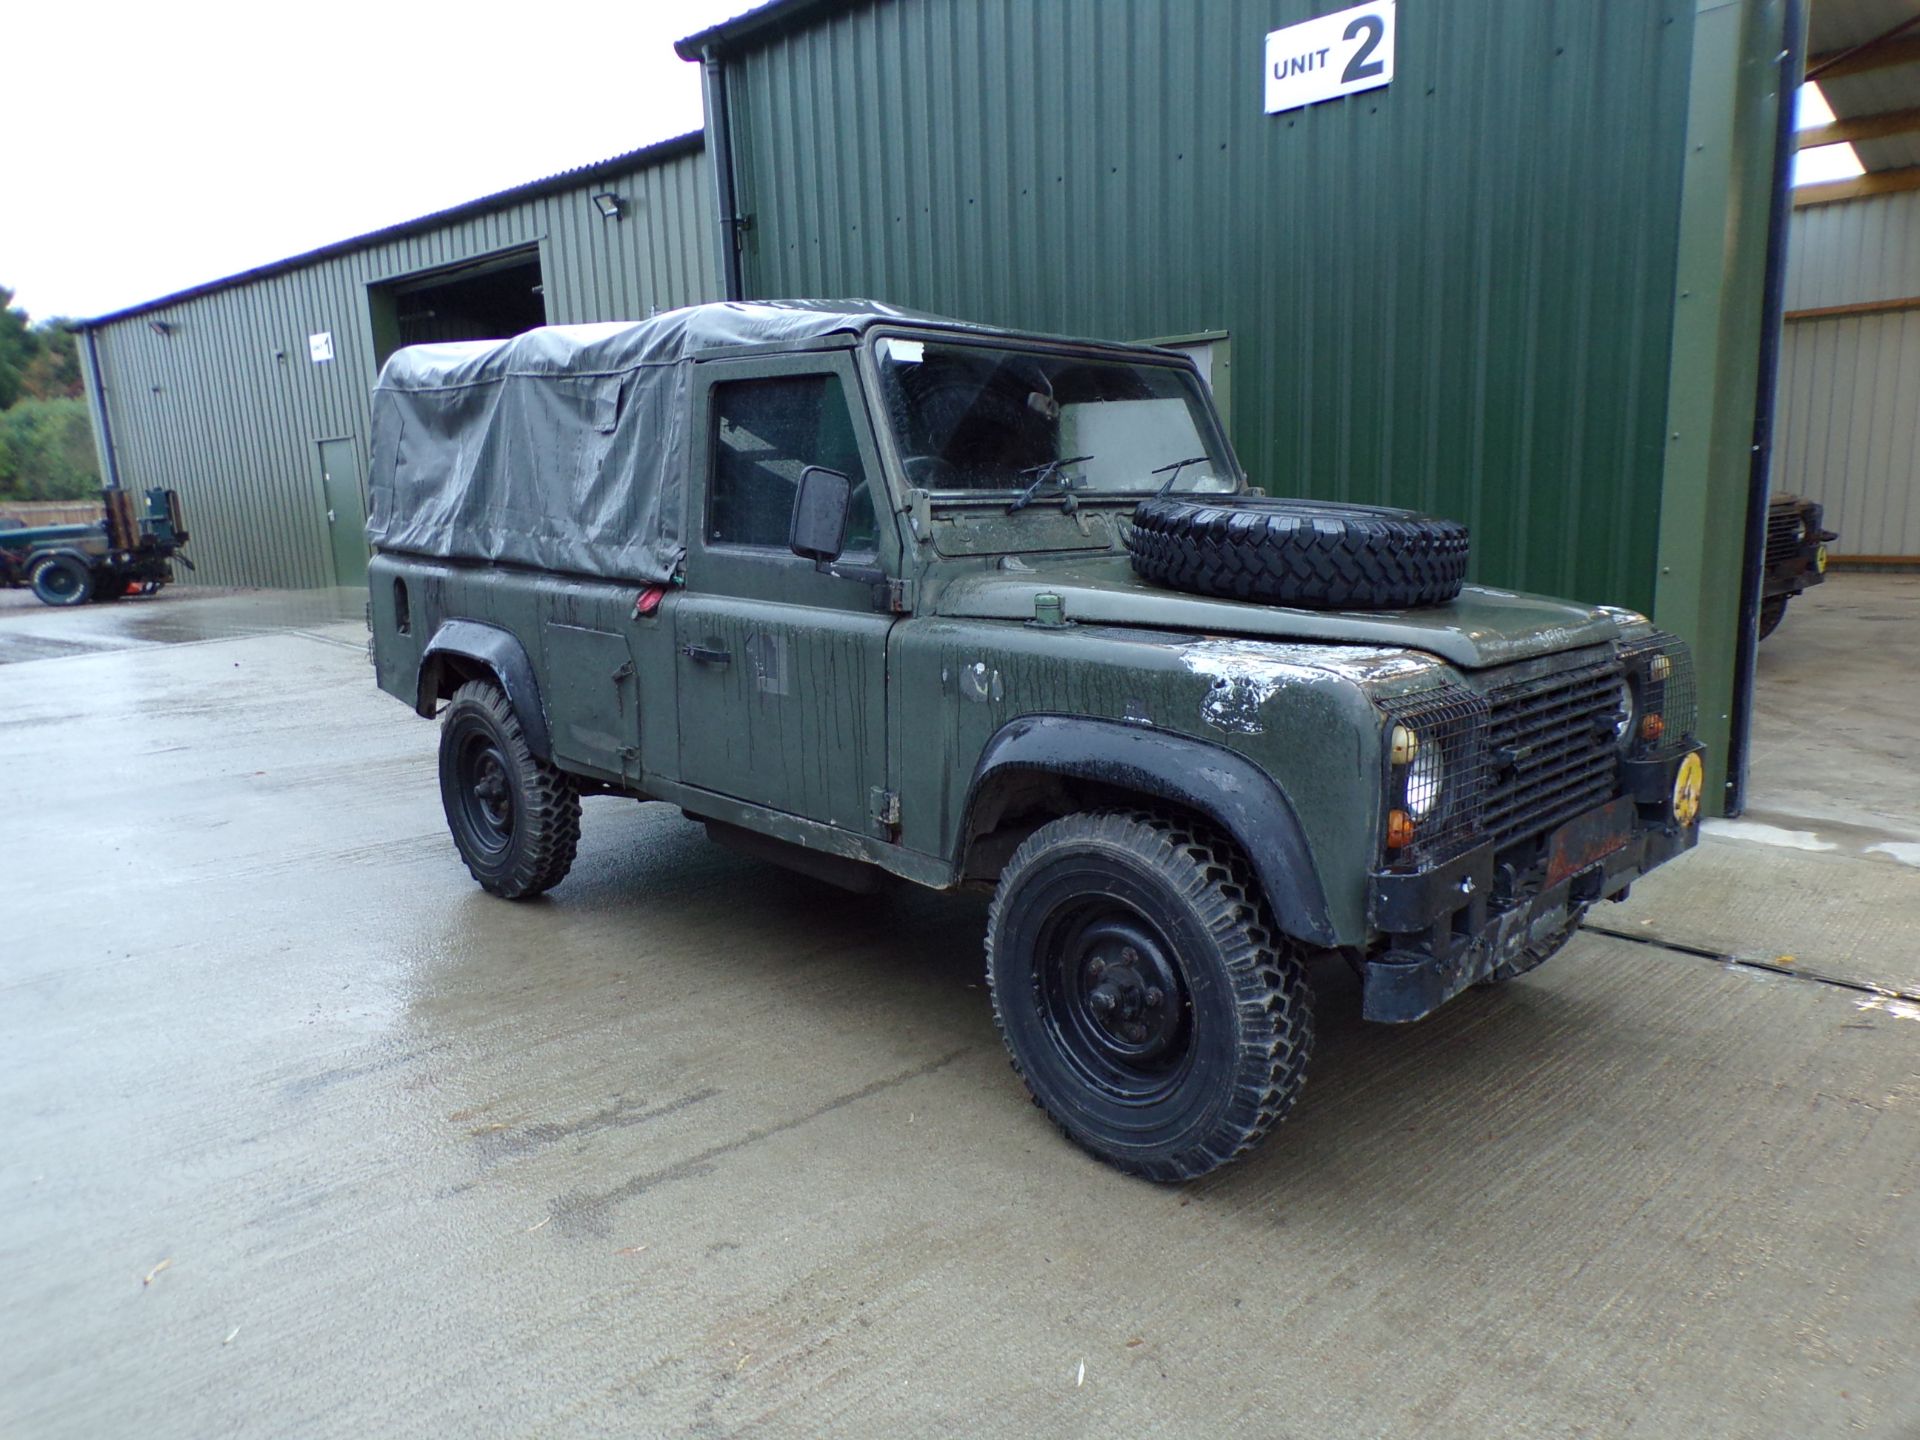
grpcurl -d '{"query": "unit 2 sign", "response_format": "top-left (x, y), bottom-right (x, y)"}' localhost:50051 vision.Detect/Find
top-left (1264, 1), bottom-right (1395, 115)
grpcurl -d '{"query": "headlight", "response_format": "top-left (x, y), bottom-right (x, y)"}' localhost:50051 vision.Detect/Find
top-left (1405, 739), bottom-right (1445, 819)
top-left (1612, 679), bottom-right (1637, 749)
top-left (1390, 723), bottom-right (1445, 820)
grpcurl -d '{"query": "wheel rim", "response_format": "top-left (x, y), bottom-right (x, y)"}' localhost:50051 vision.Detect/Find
top-left (1034, 901), bottom-right (1193, 1102)
top-left (454, 729), bottom-right (515, 854)
top-left (40, 565), bottom-right (81, 599)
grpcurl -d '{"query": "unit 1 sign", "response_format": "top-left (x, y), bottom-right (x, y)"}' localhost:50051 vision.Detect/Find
top-left (1264, 1), bottom-right (1395, 115)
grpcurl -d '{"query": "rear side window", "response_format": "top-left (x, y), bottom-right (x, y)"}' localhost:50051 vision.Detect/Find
top-left (709, 374), bottom-right (879, 553)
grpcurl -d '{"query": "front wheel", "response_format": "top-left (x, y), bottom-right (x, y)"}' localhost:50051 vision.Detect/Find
top-left (986, 811), bottom-right (1314, 1182)
top-left (438, 680), bottom-right (581, 899)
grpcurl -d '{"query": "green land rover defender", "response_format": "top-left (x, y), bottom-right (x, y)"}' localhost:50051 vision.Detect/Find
top-left (366, 301), bottom-right (1703, 1181)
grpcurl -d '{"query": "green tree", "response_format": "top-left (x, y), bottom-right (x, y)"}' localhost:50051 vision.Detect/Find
top-left (0, 288), bottom-right (84, 408)
top-left (0, 285), bottom-right (34, 411)
top-left (22, 324), bottom-right (82, 401)
top-left (0, 287), bottom-right (99, 500)
top-left (0, 398), bottom-right (99, 501)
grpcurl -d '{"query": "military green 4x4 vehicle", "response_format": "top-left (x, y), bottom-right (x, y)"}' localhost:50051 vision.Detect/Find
top-left (367, 301), bottom-right (1703, 1181)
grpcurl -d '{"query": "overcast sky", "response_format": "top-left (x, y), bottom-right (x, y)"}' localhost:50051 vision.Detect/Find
top-left (5, 0), bottom-right (764, 321)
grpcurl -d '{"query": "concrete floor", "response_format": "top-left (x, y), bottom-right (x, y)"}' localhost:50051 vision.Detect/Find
top-left (2, 577), bottom-right (1916, 1438)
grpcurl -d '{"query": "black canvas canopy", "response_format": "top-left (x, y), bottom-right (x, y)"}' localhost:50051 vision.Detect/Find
top-left (367, 299), bottom-right (978, 583)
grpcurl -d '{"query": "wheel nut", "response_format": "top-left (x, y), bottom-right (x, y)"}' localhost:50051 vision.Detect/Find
top-left (1089, 985), bottom-right (1117, 1015)
top-left (1145, 986), bottom-right (1164, 1008)
top-left (1121, 947), bottom-right (1138, 965)
top-left (1088, 958), bottom-right (1106, 980)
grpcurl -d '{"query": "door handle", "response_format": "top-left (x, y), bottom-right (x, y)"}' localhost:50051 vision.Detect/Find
top-left (678, 643), bottom-right (731, 665)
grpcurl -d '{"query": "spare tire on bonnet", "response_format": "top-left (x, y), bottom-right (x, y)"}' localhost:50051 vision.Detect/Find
top-left (1125, 495), bottom-right (1470, 610)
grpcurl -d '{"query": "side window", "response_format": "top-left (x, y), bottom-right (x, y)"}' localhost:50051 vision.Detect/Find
top-left (709, 373), bottom-right (880, 553)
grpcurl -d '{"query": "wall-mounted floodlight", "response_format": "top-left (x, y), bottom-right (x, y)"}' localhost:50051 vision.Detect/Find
top-left (592, 192), bottom-right (627, 220)
top-left (149, 320), bottom-right (175, 336)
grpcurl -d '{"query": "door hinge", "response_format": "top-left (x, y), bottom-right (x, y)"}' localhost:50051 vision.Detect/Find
top-left (874, 578), bottom-right (915, 615)
top-left (869, 786), bottom-right (901, 833)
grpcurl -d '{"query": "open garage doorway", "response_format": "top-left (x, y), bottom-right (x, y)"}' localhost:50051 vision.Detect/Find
top-left (368, 246), bottom-right (546, 367)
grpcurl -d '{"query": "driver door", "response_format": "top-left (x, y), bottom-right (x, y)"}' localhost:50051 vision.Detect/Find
top-left (673, 351), bottom-right (898, 836)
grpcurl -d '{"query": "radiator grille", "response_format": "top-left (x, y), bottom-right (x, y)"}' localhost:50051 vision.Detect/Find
top-left (1375, 633), bottom-right (1697, 867)
top-left (1766, 507), bottom-right (1803, 566)
top-left (1481, 661), bottom-right (1625, 848)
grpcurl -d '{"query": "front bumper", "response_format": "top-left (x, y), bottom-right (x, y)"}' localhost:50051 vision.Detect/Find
top-left (1361, 748), bottom-right (1703, 1023)
top-left (1764, 533), bottom-right (1836, 600)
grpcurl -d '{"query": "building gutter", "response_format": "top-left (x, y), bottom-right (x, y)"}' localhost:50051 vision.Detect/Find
top-left (1725, 0), bottom-right (1805, 815)
top-left (80, 325), bottom-right (123, 492)
top-left (701, 46), bottom-right (745, 302)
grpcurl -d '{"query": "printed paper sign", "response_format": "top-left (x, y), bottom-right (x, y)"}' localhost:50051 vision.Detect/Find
top-left (1265, 2), bottom-right (1395, 115)
top-left (309, 332), bottom-right (334, 364)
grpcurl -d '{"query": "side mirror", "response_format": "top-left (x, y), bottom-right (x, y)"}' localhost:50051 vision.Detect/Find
top-left (790, 465), bottom-right (852, 564)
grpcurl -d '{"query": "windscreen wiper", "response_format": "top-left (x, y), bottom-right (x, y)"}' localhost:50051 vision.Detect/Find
top-left (1006, 455), bottom-right (1093, 514)
top-left (1150, 456), bottom-right (1211, 495)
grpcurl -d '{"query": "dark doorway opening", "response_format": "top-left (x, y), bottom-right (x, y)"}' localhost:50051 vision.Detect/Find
top-left (369, 247), bottom-right (546, 367)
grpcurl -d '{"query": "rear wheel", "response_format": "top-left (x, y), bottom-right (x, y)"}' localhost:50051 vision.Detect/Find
top-left (986, 810), bottom-right (1314, 1182)
top-left (30, 554), bottom-right (94, 607)
top-left (438, 680), bottom-right (580, 899)
top-left (1757, 595), bottom-right (1789, 639)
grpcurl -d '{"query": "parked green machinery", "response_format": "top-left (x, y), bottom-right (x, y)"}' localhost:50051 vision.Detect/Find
top-left (0, 488), bottom-right (191, 606)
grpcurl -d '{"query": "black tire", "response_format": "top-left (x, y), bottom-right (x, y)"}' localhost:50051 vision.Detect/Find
top-left (437, 680), bottom-right (581, 899)
top-left (1757, 595), bottom-right (1789, 640)
top-left (986, 810), bottom-right (1314, 1182)
top-left (1126, 495), bottom-right (1469, 610)
top-left (30, 554), bottom-right (94, 607)
top-left (1478, 913), bottom-right (1583, 985)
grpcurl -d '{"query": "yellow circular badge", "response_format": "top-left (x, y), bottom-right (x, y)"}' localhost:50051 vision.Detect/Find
top-left (1816, 544), bottom-right (1829, 574)
top-left (1672, 752), bottom-right (1704, 827)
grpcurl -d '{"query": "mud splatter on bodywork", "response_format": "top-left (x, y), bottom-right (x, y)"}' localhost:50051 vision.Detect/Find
top-left (1180, 639), bottom-right (1438, 734)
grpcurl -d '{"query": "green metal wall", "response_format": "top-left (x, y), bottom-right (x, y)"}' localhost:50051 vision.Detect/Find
top-left (1656, 0), bottom-right (1800, 811)
top-left (77, 140), bottom-right (717, 589)
top-left (722, 0), bottom-right (1698, 612)
top-left (711, 0), bottom-right (1792, 809)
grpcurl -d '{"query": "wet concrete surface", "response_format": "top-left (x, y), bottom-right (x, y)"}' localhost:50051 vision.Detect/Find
top-left (0, 584), bottom-right (367, 663)
top-left (3, 579), bottom-right (1918, 1437)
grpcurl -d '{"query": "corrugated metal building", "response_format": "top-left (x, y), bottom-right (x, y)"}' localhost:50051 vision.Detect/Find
top-left (72, 0), bottom-right (1813, 811)
top-left (74, 133), bottom-right (717, 589)
top-left (680, 0), bottom-right (1800, 807)
top-left (1778, 189), bottom-right (1920, 557)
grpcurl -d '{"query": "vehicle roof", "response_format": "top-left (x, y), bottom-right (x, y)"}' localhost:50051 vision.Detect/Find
top-left (367, 299), bottom-right (1198, 589)
top-left (373, 298), bottom-right (1162, 392)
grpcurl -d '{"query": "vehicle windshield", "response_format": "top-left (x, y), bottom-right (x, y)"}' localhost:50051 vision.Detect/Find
top-left (873, 336), bottom-right (1239, 500)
